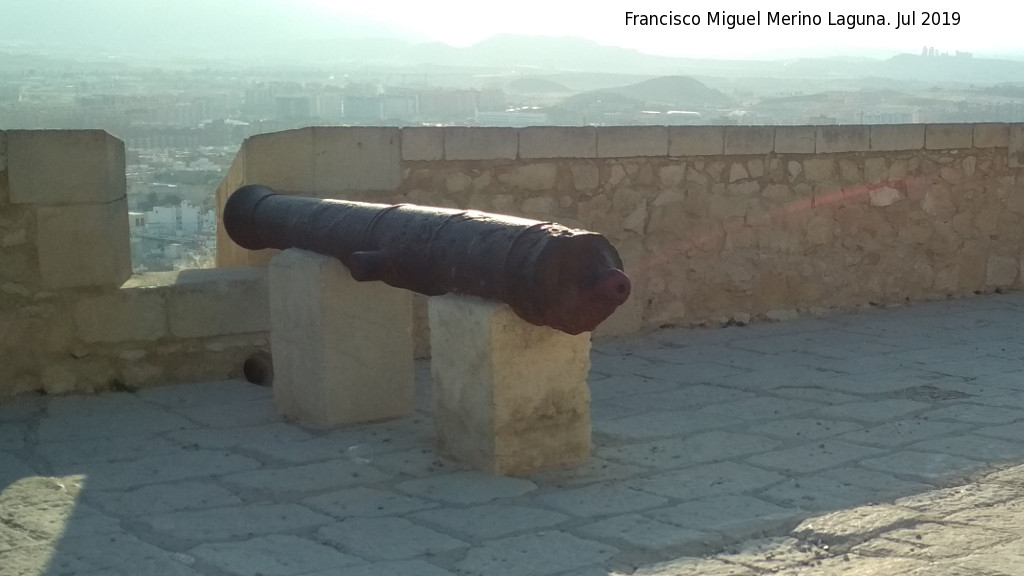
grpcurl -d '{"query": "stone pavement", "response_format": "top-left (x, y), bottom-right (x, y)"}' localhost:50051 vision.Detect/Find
top-left (5, 293), bottom-right (1024, 576)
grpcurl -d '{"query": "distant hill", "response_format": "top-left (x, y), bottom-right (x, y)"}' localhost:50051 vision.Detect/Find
top-left (504, 78), bottom-right (573, 95)
top-left (603, 76), bottom-right (734, 107)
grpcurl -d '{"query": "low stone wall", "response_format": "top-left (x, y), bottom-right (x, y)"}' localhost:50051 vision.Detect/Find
top-left (216, 124), bottom-right (1024, 349)
top-left (0, 130), bottom-right (269, 399)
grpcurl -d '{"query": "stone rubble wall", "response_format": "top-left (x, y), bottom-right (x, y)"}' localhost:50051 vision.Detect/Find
top-left (0, 130), bottom-right (269, 399)
top-left (216, 124), bottom-right (1024, 353)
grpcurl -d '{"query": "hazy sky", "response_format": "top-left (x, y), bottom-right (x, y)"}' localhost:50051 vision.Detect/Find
top-left (306, 0), bottom-right (1023, 59)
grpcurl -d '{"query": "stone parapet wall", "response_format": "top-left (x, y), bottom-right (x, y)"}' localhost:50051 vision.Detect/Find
top-left (216, 124), bottom-right (1024, 350)
top-left (1, 130), bottom-right (269, 399)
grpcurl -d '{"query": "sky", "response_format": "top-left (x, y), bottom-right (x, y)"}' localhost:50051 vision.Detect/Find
top-left (302, 0), bottom-right (1024, 60)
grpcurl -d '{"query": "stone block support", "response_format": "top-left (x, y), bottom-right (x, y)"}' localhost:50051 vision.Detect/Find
top-left (429, 295), bottom-right (591, 476)
top-left (268, 249), bottom-right (413, 428)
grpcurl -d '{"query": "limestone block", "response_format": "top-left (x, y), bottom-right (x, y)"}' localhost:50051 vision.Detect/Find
top-left (597, 126), bottom-right (667, 158)
top-left (974, 124), bottom-right (1010, 148)
top-left (242, 128), bottom-right (315, 192)
top-left (775, 126), bottom-right (815, 154)
top-left (430, 295), bottom-right (591, 475)
top-left (815, 126), bottom-right (869, 153)
top-left (926, 124), bottom-right (973, 150)
top-left (1010, 124), bottom-right (1024, 169)
top-left (986, 255), bottom-right (1018, 287)
top-left (36, 197), bottom-right (131, 289)
top-left (166, 267), bottom-right (270, 338)
top-left (445, 127), bottom-right (517, 160)
top-left (869, 187), bottom-right (902, 207)
top-left (313, 127), bottom-right (401, 194)
top-left (870, 125), bottom-right (924, 151)
top-left (723, 126), bottom-right (773, 156)
top-left (74, 289), bottom-right (167, 343)
top-left (270, 249), bottom-right (413, 427)
top-left (669, 126), bottom-right (724, 156)
top-left (498, 163), bottom-right (557, 191)
top-left (7, 130), bottom-right (125, 205)
top-left (401, 127), bottom-right (444, 161)
top-left (520, 126), bottom-right (596, 158)
top-left (0, 129), bottom-right (6, 172)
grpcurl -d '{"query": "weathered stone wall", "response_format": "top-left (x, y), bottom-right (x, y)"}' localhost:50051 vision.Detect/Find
top-left (216, 124), bottom-right (1024, 350)
top-left (0, 130), bottom-right (269, 399)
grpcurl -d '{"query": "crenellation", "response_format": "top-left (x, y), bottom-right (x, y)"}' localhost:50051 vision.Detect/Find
top-left (1010, 124), bottom-right (1024, 168)
top-left (926, 124), bottom-right (974, 150)
top-left (816, 126), bottom-right (870, 153)
top-left (668, 126), bottom-right (724, 156)
top-left (7, 130), bottom-right (126, 205)
top-left (870, 124), bottom-right (925, 151)
top-left (597, 126), bottom-right (668, 158)
top-left (974, 123), bottom-right (1010, 148)
top-left (723, 126), bottom-right (774, 155)
top-left (445, 127), bottom-right (517, 160)
top-left (775, 126), bottom-right (815, 154)
top-left (401, 126), bottom-right (444, 161)
top-left (312, 127), bottom-right (402, 195)
top-left (520, 126), bottom-right (596, 159)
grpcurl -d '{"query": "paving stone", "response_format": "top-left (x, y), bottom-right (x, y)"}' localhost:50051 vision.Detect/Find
top-left (593, 410), bottom-right (742, 440)
top-left (588, 353), bottom-right (658, 377)
top-left (629, 462), bottom-right (786, 501)
top-left (85, 481), bottom-right (243, 517)
top-left (535, 482), bottom-right (669, 518)
top-left (923, 402), bottom-right (1024, 425)
top-left (792, 504), bottom-right (924, 547)
top-left (649, 495), bottom-right (802, 540)
top-left (39, 435), bottom-right (183, 468)
top-left (529, 457), bottom-right (647, 488)
top-left (0, 396), bottom-right (45, 422)
top-left (455, 531), bottom-right (617, 576)
top-left (220, 459), bottom-right (391, 494)
top-left (410, 504), bottom-right (568, 539)
top-left (634, 345), bottom-right (771, 370)
top-left (588, 374), bottom-right (677, 401)
top-left (746, 440), bottom-right (885, 474)
top-left (0, 422), bottom-right (25, 450)
top-left (304, 486), bottom-right (438, 518)
top-left (908, 434), bottom-right (1024, 464)
top-left (815, 399), bottom-right (931, 424)
top-left (598, 430), bottom-right (782, 468)
top-left (37, 400), bottom-right (197, 442)
top-left (38, 531), bottom-right (204, 576)
top-left (896, 482), bottom-right (1022, 516)
top-left (62, 449), bottom-right (260, 490)
top-left (837, 418), bottom-right (974, 448)
top-left (190, 534), bottom-right (365, 575)
top-left (0, 451), bottom-right (36, 486)
top-left (166, 422), bottom-right (314, 450)
top-left (856, 522), bottom-right (1014, 560)
top-left (764, 386), bottom-right (865, 405)
top-left (761, 468), bottom-right (931, 511)
top-left (746, 418), bottom-right (863, 441)
top-left (367, 447), bottom-right (464, 477)
top-left (606, 385), bottom-right (755, 413)
top-left (699, 396), bottom-right (823, 420)
top-left (636, 361), bottom-right (749, 383)
top-left (305, 560), bottom-right (456, 576)
top-left (395, 471), bottom-right (537, 504)
top-left (860, 451), bottom-right (988, 484)
top-left (168, 397), bottom-right (277, 428)
top-left (717, 368), bottom-right (847, 392)
top-left (631, 556), bottom-right (756, 575)
top-left (143, 503), bottom-right (333, 542)
top-left (578, 513), bottom-right (717, 555)
top-left (137, 379), bottom-right (272, 408)
top-left (316, 517), bottom-right (468, 561)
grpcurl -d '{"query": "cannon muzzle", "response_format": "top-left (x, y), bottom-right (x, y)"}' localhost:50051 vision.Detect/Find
top-left (223, 185), bottom-right (630, 335)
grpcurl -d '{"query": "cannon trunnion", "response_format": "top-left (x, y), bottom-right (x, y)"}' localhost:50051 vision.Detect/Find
top-left (223, 184), bottom-right (631, 335)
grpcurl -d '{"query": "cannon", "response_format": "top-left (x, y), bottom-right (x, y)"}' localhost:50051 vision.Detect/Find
top-left (223, 185), bottom-right (631, 335)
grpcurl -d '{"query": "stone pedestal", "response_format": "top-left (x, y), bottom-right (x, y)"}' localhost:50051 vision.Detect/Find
top-left (269, 249), bottom-right (413, 428)
top-left (429, 295), bottom-right (591, 475)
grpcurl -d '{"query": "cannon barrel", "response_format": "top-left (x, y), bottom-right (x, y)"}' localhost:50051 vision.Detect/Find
top-left (223, 185), bottom-right (631, 335)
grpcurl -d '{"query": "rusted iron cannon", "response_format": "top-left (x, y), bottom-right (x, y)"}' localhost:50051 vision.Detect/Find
top-left (223, 185), bottom-right (631, 335)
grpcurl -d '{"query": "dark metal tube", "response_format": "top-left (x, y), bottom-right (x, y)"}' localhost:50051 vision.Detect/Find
top-left (223, 184), bottom-right (631, 335)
